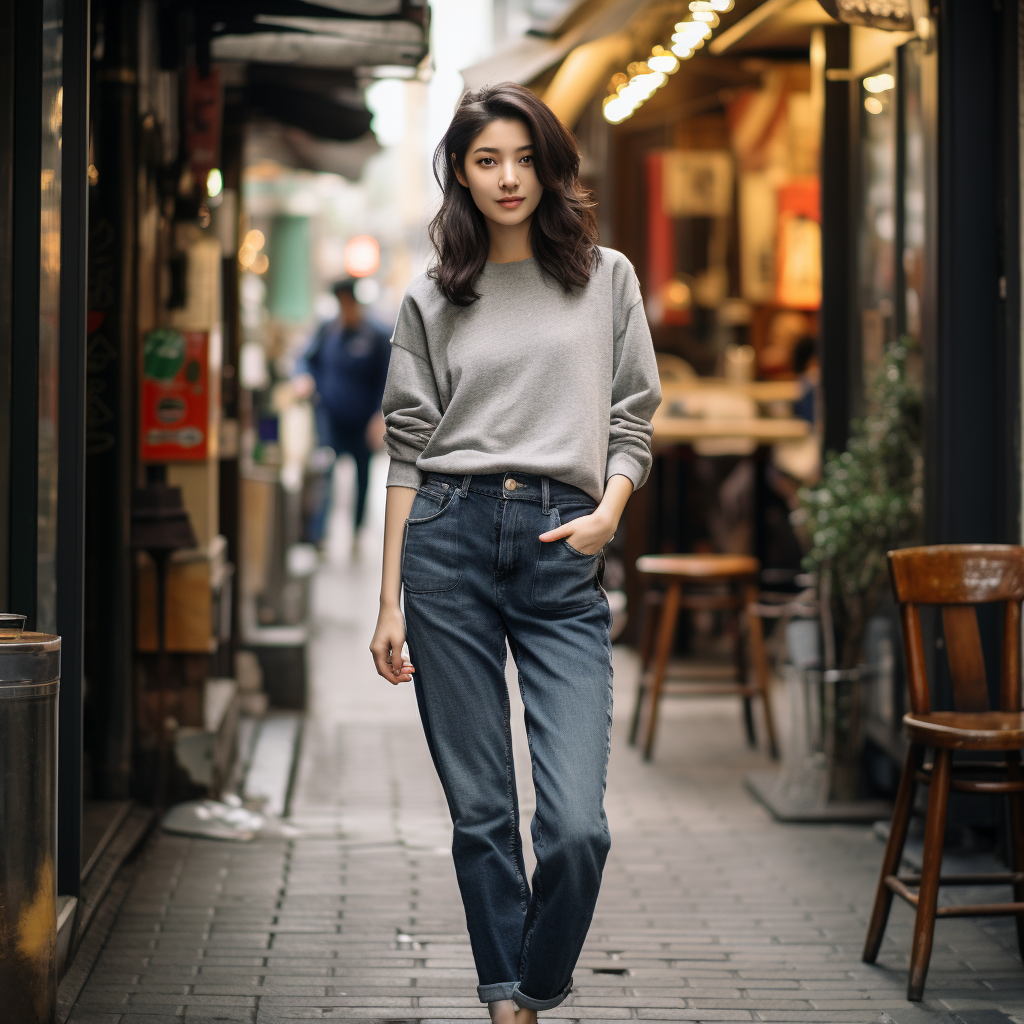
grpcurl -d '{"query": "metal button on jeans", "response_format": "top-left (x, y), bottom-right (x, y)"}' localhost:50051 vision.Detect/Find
top-left (505, 478), bottom-right (517, 490)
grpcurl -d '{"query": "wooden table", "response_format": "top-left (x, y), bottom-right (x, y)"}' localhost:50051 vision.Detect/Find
top-left (652, 412), bottom-right (810, 444)
top-left (659, 378), bottom-right (803, 403)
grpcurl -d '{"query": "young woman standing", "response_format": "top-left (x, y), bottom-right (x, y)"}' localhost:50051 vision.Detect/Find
top-left (369, 83), bottom-right (661, 1022)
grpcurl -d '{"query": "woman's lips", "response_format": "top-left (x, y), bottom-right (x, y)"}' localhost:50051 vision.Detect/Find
top-left (497, 196), bottom-right (524, 208)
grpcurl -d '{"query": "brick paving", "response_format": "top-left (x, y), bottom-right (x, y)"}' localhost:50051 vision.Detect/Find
top-left (70, 461), bottom-right (1024, 1024)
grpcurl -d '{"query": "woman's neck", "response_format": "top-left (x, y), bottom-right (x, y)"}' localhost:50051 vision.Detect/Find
top-left (486, 217), bottom-right (533, 264)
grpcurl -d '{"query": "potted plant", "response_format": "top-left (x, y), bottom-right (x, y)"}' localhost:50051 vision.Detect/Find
top-left (791, 339), bottom-right (923, 802)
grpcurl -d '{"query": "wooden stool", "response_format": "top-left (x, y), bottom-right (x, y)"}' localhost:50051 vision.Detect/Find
top-left (863, 544), bottom-right (1024, 1001)
top-left (629, 553), bottom-right (778, 761)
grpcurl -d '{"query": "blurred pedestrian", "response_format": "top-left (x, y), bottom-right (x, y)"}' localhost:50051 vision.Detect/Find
top-left (294, 278), bottom-right (390, 556)
top-left (369, 83), bottom-right (661, 1024)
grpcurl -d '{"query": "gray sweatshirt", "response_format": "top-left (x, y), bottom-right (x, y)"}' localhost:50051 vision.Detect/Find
top-left (381, 246), bottom-right (662, 502)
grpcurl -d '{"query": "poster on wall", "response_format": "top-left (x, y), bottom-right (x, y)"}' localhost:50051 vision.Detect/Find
top-left (141, 329), bottom-right (210, 461)
top-left (775, 178), bottom-right (821, 309)
top-left (661, 150), bottom-right (734, 218)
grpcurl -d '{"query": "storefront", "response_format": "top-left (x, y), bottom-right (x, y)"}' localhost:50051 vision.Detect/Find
top-left (0, 0), bottom-right (429, 975)
top-left (465, 0), bottom-right (1024, 793)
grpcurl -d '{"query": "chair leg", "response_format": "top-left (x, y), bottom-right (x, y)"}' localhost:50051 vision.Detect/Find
top-left (863, 742), bottom-right (924, 964)
top-left (638, 589), bottom-right (661, 671)
top-left (745, 583), bottom-right (778, 759)
top-left (732, 608), bottom-right (757, 747)
top-left (627, 680), bottom-right (645, 746)
top-left (908, 745), bottom-right (951, 1002)
top-left (629, 589), bottom-right (659, 747)
top-left (1006, 750), bottom-right (1024, 962)
top-left (642, 581), bottom-right (682, 762)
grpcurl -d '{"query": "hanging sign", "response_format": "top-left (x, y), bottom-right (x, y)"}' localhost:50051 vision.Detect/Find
top-left (185, 65), bottom-right (223, 184)
top-left (141, 329), bottom-right (210, 461)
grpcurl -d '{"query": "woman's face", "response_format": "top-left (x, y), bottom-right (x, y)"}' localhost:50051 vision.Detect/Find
top-left (454, 118), bottom-right (543, 232)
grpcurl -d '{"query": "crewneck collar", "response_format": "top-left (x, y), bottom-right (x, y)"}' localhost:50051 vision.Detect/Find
top-left (482, 255), bottom-right (536, 270)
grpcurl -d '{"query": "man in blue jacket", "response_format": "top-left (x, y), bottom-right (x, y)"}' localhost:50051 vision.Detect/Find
top-left (294, 278), bottom-right (391, 555)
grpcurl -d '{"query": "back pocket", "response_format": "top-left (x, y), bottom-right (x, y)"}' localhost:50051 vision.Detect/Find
top-left (532, 506), bottom-right (603, 612)
top-left (402, 487), bottom-right (461, 593)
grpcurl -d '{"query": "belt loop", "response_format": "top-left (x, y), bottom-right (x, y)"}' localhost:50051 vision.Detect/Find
top-left (541, 477), bottom-right (551, 515)
top-left (459, 474), bottom-right (472, 497)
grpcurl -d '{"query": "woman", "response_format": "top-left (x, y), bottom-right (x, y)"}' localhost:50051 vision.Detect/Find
top-left (369, 82), bottom-right (661, 1022)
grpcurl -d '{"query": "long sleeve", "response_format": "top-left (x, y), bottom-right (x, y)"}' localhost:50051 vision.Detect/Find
top-left (381, 292), bottom-right (442, 488)
top-left (370, 326), bottom-right (392, 411)
top-left (606, 294), bottom-right (662, 490)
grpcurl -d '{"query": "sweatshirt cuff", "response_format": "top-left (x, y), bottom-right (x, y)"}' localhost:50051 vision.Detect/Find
top-left (386, 457), bottom-right (425, 489)
top-left (605, 450), bottom-right (648, 491)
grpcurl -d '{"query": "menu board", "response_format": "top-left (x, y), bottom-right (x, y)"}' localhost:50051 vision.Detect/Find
top-left (141, 329), bottom-right (210, 461)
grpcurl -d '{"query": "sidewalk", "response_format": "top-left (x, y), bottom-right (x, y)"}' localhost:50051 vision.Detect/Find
top-left (69, 458), bottom-right (1024, 1024)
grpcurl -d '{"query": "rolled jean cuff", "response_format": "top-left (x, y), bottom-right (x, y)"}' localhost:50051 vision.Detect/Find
top-left (512, 977), bottom-right (574, 1011)
top-left (478, 981), bottom-right (518, 1003)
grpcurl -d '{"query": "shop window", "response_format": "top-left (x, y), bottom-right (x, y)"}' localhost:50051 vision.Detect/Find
top-left (857, 61), bottom-right (897, 382)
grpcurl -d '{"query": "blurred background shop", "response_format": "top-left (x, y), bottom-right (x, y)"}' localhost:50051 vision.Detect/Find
top-left (3, 0), bottom-right (1024, 988)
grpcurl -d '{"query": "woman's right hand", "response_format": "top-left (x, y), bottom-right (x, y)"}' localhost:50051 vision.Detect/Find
top-left (370, 603), bottom-right (415, 685)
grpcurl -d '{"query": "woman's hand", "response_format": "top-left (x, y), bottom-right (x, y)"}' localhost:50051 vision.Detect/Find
top-left (370, 602), bottom-right (416, 684)
top-left (539, 508), bottom-right (616, 555)
top-left (538, 475), bottom-right (634, 555)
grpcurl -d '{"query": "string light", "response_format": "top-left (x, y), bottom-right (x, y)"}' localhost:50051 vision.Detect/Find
top-left (863, 73), bottom-right (895, 93)
top-left (603, 2), bottom-right (733, 124)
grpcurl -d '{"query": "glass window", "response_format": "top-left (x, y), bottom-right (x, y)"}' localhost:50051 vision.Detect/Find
top-left (37, 0), bottom-right (62, 632)
top-left (858, 62), bottom-right (897, 387)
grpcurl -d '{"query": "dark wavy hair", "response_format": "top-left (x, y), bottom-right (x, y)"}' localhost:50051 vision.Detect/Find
top-left (427, 82), bottom-right (601, 306)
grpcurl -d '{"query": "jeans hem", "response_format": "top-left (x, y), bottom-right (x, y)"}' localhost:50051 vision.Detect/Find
top-left (512, 977), bottom-right (573, 1011)
top-left (478, 981), bottom-right (518, 1003)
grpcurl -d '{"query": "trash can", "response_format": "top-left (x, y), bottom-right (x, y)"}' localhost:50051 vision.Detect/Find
top-left (0, 630), bottom-right (60, 1022)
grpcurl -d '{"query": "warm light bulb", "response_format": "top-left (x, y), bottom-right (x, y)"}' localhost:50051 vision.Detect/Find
top-left (692, 11), bottom-right (719, 25)
top-left (864, 96), bottom-right (884, 115)
top-left (710, 0), bottom-right (734, 10)
top-left (244, 229), bottom-right (265, 250)
top-left (648, 53), bottom-right (680, 74)
top-left (206, 168), bottom-right (223, 198)
top-left (863, 73), bottom-right (895, 94)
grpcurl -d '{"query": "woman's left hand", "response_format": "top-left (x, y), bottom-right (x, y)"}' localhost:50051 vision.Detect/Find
top-left (539, 509), bottom-right (616, 555)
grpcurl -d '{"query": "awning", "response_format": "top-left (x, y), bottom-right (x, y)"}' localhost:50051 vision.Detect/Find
top-left (460, 0), bottom-right (655, 104)
top-left (204, 1), bottom-right (428, 155)
top-left (208, 0), bottom-right (429, 69)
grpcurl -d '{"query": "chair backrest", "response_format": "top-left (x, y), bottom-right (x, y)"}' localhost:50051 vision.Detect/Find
top-left (887, 545), bottom-right (1024, 715)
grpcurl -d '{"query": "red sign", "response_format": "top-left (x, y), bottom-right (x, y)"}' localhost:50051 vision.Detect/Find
top-left (141, 329), bottom-right (209, 461)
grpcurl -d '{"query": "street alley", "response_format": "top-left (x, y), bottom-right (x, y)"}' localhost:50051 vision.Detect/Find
top-left (67, 458), bottom-right (1024, 1024)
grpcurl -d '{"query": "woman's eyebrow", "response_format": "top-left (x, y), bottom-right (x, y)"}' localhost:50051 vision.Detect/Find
top-left (472, 145), bottom-right (534, 154)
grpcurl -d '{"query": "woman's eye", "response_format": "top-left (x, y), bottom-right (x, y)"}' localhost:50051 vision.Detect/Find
top-left (520, 155), bottom-right (533, 165)
top-left (479, 158), bottom-right (495, 166)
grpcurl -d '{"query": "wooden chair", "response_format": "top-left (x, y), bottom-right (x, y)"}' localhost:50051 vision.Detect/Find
top-left (862, 544), bottom-right (1024, 1001)
top-left (629, 553), bottom-right (778, 761)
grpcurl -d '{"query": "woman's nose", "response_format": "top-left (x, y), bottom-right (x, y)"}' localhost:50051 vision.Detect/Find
top-left (500, 163), bottom-right (519, 189)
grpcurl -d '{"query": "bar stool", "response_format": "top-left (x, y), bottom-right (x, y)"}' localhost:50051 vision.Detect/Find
top-left (862, 544), bottom-right (1024, 1001)
top-left (629, 553), bottom-right (778, 761)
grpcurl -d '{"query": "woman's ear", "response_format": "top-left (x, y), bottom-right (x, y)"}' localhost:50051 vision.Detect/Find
top-left (451, 152), bottom-right (468, 188)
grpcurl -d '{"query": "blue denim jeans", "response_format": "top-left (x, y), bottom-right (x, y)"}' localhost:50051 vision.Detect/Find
top-left (401, 471), bottom-right (614, 1011)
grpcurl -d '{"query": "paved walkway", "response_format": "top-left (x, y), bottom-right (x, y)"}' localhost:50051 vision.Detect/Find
top-left (70, 456), bottom-right (1024, 1023)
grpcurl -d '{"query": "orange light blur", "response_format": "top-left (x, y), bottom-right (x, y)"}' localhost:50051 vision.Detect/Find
top-left (343, 235), bottom-right (381, 278)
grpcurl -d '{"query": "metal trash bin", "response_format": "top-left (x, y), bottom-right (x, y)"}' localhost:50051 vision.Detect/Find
top-left (0, 631), bottom-right (60, 1022)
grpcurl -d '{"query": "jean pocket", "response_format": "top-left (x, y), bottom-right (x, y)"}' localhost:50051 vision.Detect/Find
top-left (533, 507), bottom-right (602, 612)
top-left (402, 488), bottom-right (461, 593)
